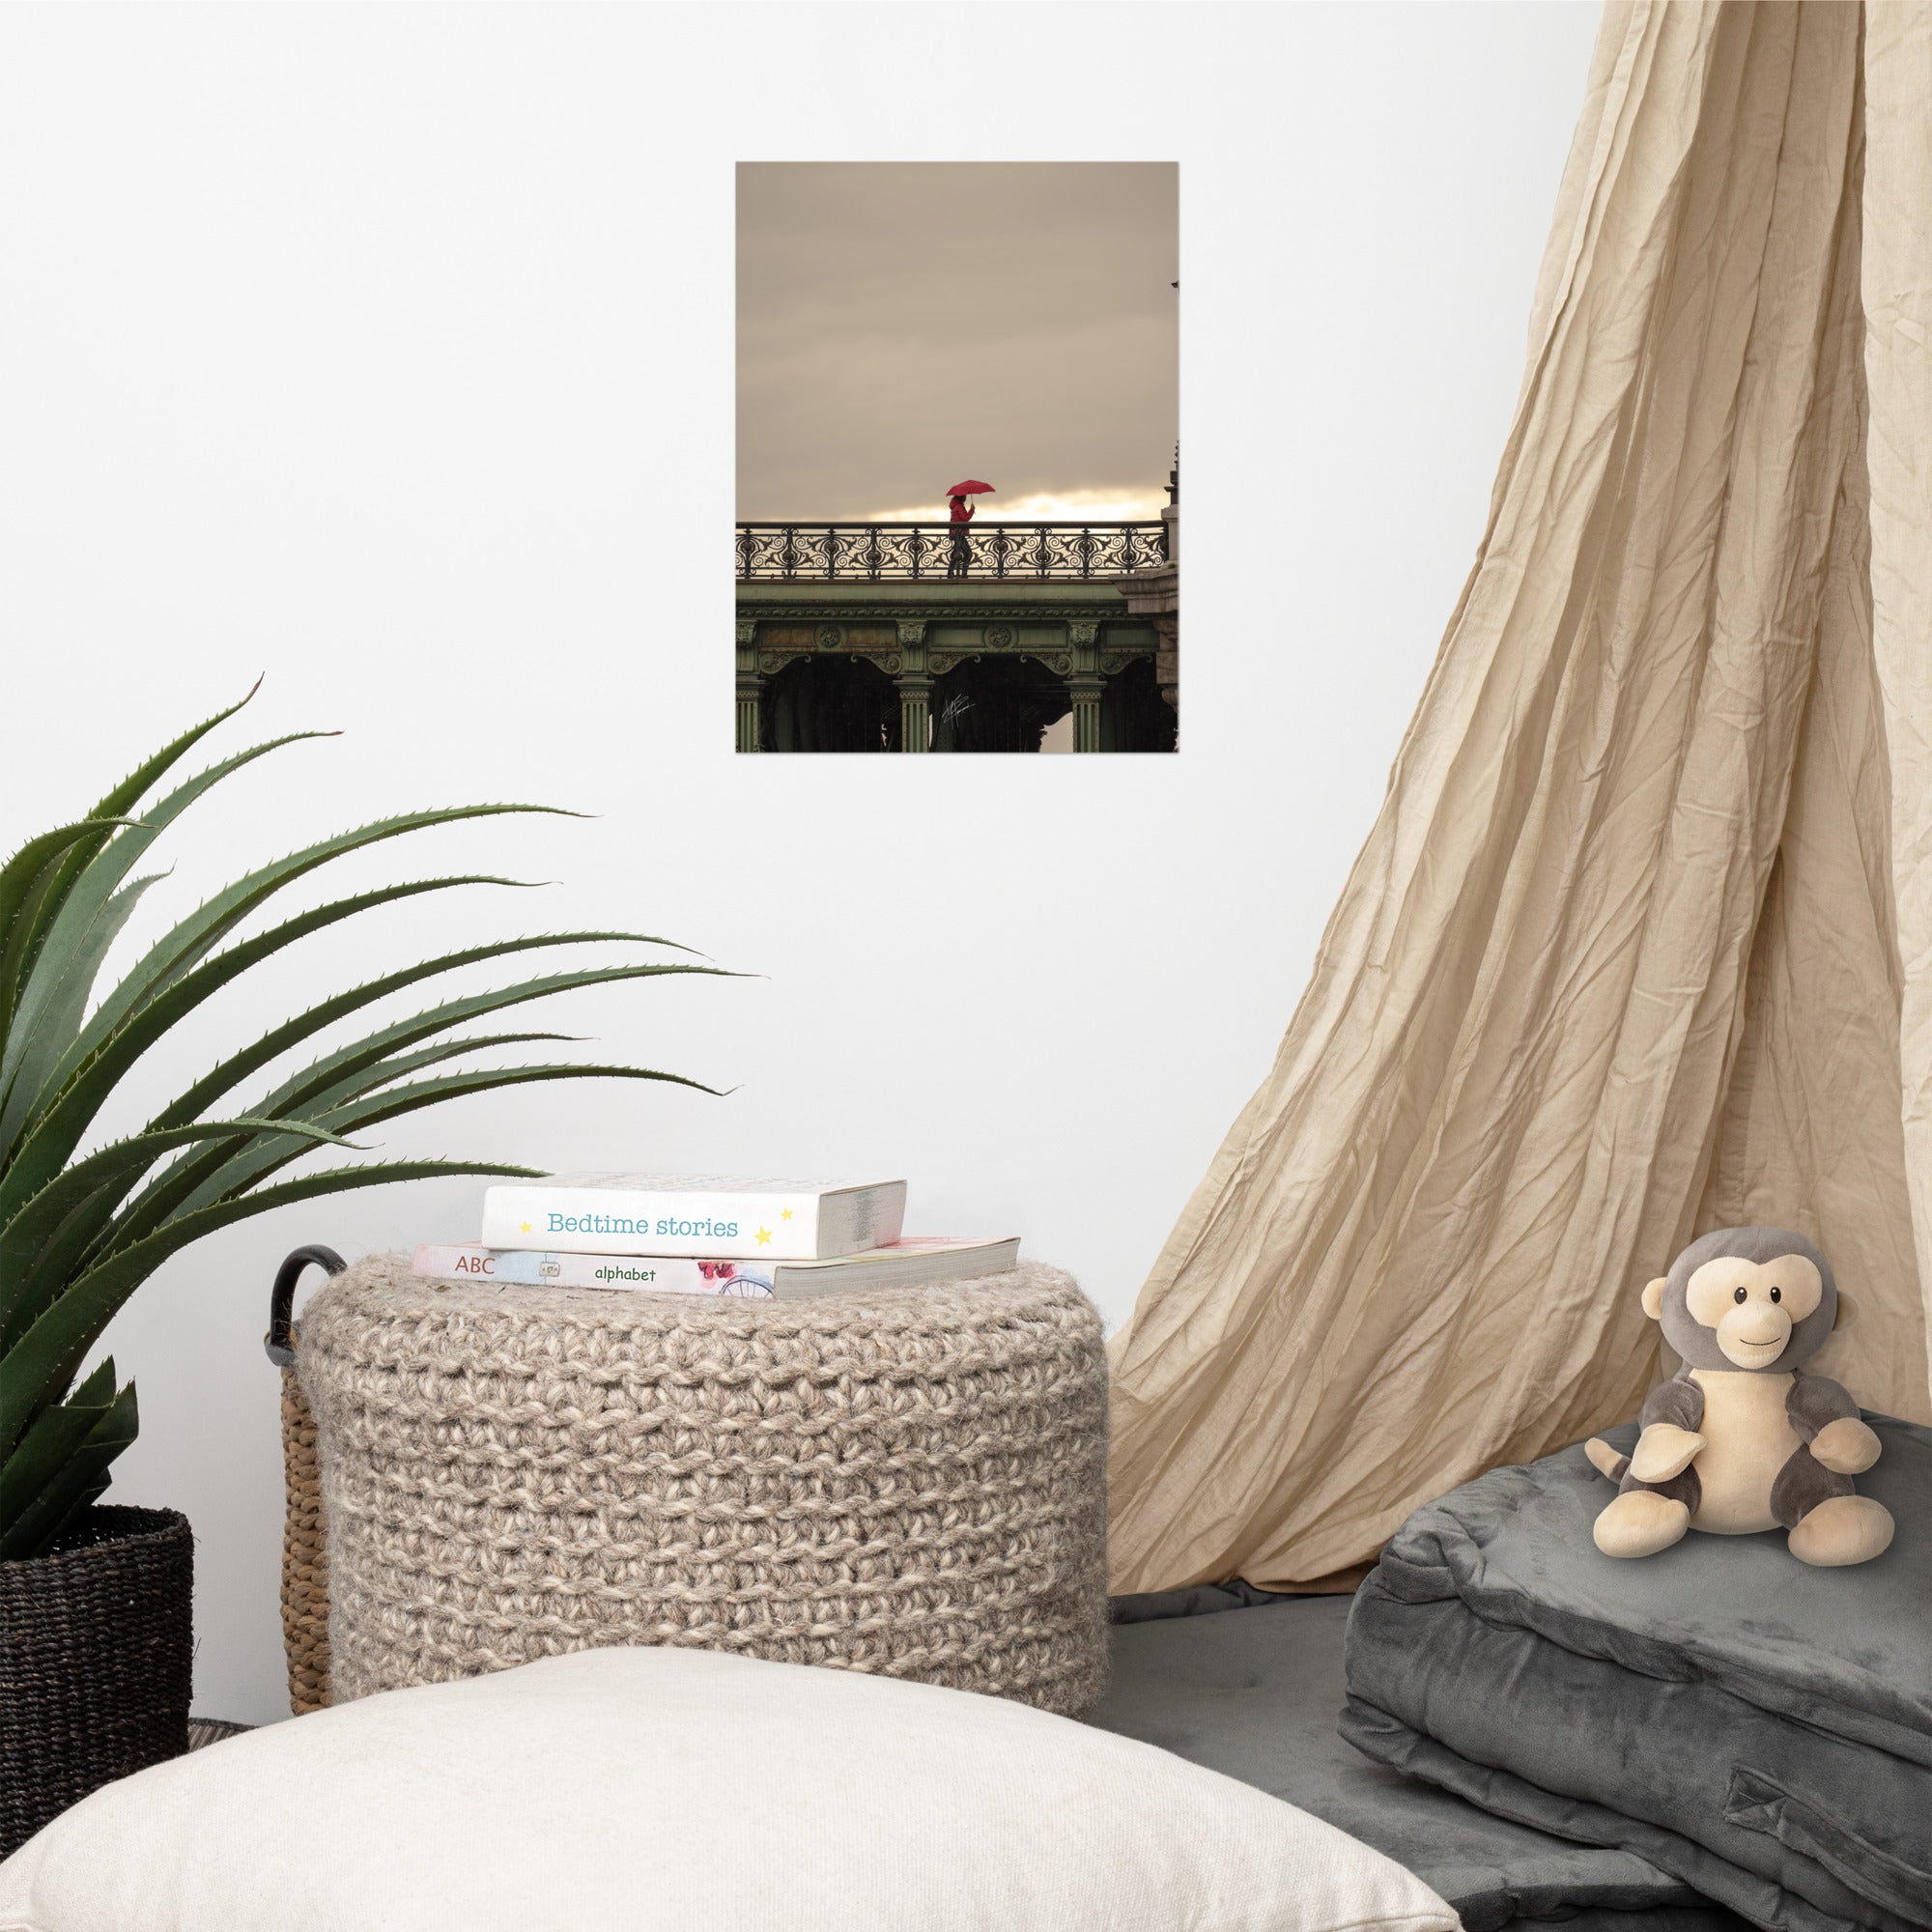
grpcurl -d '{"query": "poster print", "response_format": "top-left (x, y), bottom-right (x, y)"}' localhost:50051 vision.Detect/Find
top-left (737, 163), bottom-right (1179, 753)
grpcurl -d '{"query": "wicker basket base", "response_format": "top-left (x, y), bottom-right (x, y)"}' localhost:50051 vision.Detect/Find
top-left (0, 1505), bottom-right (192, 1859)
top-left (279, 1363), bottom-right (331, 1715)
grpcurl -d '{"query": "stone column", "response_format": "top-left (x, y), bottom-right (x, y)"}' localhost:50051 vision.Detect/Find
top-left (1069, 678), bottom-right (1105, 753)
top-left (895, 619), bottom-right (930, 752)
top-left (896, 674), bottom-right (933, 752)
top-left (735, 620), bottom-right (761, 753)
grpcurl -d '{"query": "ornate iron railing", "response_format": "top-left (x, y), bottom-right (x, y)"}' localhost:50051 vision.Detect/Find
top-left (736, 522), bottom-right (1169, 582)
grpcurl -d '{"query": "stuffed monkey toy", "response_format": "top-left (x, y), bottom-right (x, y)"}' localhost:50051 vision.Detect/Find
top-left (1587, 1227), bottom-right (1893, 1567)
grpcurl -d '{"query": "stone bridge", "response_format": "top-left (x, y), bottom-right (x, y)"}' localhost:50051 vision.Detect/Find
top-left (735, 521), bottom-right (1178, 753)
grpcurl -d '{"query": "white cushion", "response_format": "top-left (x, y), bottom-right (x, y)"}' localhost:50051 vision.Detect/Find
top-left (0, 1646), bottom-right (1458, 1932)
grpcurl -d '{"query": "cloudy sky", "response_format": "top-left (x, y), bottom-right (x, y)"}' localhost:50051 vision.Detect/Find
top-left (738, 163), bottom-right (1178, 522)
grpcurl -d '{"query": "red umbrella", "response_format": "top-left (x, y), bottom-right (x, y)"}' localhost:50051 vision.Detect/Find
top-left (944, 479), bottom-right (995, 497)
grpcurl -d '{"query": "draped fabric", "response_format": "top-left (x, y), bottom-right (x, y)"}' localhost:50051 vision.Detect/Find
top-left (1107, 0), bottom-right (1932, 1597)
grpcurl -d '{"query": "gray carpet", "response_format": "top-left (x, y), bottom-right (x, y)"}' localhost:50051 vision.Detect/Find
top-left (186, 1717), bottom-right (251, 1750)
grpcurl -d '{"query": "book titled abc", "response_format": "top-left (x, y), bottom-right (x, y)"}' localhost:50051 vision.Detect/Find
top-left (412, 1236), bottom-right (1020, 1299)
top-left (477, 1176), bottom-right (907, 1260)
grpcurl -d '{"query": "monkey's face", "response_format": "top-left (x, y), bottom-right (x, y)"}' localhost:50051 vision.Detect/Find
top-left (1642, 1226), bottom-right (1837, 1373)
top-left (1683, 1253), bottom-right (1822, 1368)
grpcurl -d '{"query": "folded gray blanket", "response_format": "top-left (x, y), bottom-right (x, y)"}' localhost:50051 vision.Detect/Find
top-left (1342, 1417), bottom-right (1931, 1932)
top-left (1096, 1587), bottom-right (1753, 1932)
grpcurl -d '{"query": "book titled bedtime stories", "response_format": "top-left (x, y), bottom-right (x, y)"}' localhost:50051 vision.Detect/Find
top-left (477, 1176), bottom-right (907, 1261)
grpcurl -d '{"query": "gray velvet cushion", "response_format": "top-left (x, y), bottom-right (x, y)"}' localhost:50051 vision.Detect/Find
top-left (1094, 1587), bottom-right (1753, 1932)
top-left (1341, 1417), bottom-right (1931, 1932)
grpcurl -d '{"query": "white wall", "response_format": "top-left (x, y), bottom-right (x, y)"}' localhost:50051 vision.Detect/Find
top-left (0, 1), bottom-right (1599, 1725)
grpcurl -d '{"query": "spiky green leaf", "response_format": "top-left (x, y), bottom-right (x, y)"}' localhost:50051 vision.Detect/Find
top-left (0, 1115), bottom-right (359, 1343)
top-left (101, 1031), bottom-right (581, 1257)
top-left (0, 1378), bottom-right (138, 1559)
top-left (156, 1062), bottom-right (715, 1226)
top-left (148, 934), bottom-right (702, 1134)
top-left (0, 1357), bottom-right (119, 1549)
top-left (0, 904), bottom-right (651, 1225)
top-left (0, 728), bottom-right (337, 1147)
top-left (0, 871), bottom-right (165, 1149)
top-left (0, 820), bottom-right (142, 986)
top-left (2, 1160), bottom-right (541, 1450)
top-left (62, 803), bottom-right (587, 1095)
top-left (0, 682), bottom-right (263, 1033)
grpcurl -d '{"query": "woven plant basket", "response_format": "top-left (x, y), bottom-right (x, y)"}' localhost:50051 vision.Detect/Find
top-left (0, 1504), bottom-right (193, 1859)
top-left (266, 1246), bottom-right (345, 1718)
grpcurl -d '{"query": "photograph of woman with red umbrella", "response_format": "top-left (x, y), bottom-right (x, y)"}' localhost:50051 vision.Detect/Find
top-left (944, 481), bottom-right (992, 581)
top-left (737, 163), bottom-right (1178, 753)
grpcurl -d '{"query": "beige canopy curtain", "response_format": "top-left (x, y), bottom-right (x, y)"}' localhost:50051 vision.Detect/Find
top-left (1108, 0), bottom-right (1932, 1598)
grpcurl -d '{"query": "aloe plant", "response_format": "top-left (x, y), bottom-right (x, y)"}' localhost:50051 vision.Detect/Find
top-left (0, 688), bottom-right (724, 1561)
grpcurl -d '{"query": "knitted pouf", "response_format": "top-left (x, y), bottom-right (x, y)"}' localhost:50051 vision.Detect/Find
top-left (297, 1254), bottom-right (1110, 1717)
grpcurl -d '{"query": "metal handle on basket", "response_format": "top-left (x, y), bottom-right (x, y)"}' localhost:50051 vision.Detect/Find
top-left (265, 1245), bottom-right (347, 1368)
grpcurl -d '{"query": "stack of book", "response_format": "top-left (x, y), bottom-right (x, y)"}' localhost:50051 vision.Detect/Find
top-left (413, 1176), bottom-right (1020, 1300)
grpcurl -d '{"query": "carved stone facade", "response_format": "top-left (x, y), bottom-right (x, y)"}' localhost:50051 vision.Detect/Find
top-left (736, 582), bottom-right (1176, 753)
